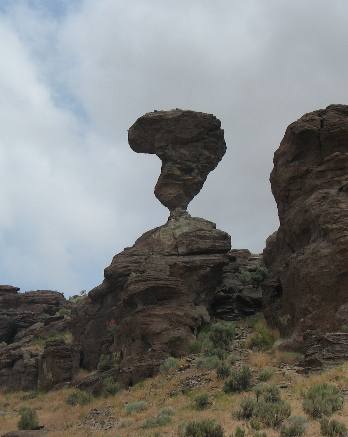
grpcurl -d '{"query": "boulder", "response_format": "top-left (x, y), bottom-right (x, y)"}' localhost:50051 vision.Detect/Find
top-left (263, 105), bottom-right (348, 341)
top-left (38, 339), bottom-right (80, 391)
top-left (128, 109), bottom-right (226, 214)
top-left (0, 287), bottom-right (73, 391)
top-left (73, 214), bottom-right (231, 385)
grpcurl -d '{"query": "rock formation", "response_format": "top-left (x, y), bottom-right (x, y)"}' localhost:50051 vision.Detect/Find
top-left (74, 110), bottom-right (263, 387)
top-left (0, 286), bottom-right (76, 391)
top-left (128, 109), bottom-right (226, 215)
top-left (263, 105), bottom-right (348, 351)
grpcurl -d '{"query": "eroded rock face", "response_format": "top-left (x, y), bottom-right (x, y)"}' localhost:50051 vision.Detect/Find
top-left (263, 105), bottom-right (348, 342)
top-left (73, 214), bottom-right (231, 385)
top-left (128, 109), bottom-right (226, 214)
top-left (0, 286), bottom-right (74, 391)
top-left (74, 110), bottom-right (267, 386)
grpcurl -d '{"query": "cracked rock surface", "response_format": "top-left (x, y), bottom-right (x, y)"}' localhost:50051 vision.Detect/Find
top-left (263, 105), bottom-right (348, 344)
top-left (128, 109), bottom-right (226, 215)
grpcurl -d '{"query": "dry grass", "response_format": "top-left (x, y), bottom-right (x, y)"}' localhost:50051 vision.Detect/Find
top-left (1, 325), bottom-right (347, 437)
top-left (248, 351), bottom-right (273, 368)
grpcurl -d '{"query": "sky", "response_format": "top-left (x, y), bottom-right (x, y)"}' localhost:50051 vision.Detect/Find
top-left (0, 0), bottom-right (347, 295)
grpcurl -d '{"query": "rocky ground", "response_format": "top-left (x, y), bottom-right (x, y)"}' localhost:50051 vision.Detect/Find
top-left (0, 318), bottom-right (347, 437)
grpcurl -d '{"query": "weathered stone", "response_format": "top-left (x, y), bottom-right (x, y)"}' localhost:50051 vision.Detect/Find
top-left (128, 109), bottom-right (226, 214)
top-left (302, 332), bottom-right (348, 371)
top-left (0, 286), bottom-right (72, 391)
top-left (263, 105), bottom-right (348, 340)
top-left (38, 339), bottom-right (80, 391)
top-left (73, 214), bottom-right (231, 385)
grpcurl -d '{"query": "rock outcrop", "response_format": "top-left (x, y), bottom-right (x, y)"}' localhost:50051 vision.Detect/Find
top-left (74, 214), bottom-right (232, 385)
top-left (129, 109), bottom-right (226, 215)
top-left (0, 286), bottom-right (75, 391)
top-left (263, 105), bottom-right (348, 346)
top-left (74, 110), bottom-right (264, 386)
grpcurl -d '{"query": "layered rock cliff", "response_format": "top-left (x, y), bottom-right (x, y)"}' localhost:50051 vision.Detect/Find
top-left (73, 110), bottom-right (263, 386)
top-left (263, 105), bottom-right (348, 351)
top-left (0, 286), bottom-right (77, 391)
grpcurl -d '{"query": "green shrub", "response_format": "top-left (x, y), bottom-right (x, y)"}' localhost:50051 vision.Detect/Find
top-left (253, 383), bottom-right (281, 403)
top-left (258, 368), bottom-right (274, 382)
top-left (103, 376), bottom-right (120, 396)
top-left (208, 322), bottom-right (235, 349)
top-left (224, 366), bottom-right (252, 393)
top-left (189, 339), bottom-right (204, 354)
top-left (179, 419), bottom-right (224, 437)
top-left (142, 408), bottom-right (174, 428)
top-left (280, 416), bottom-right (307, 437)
top-left (250, 417), bottom-right (262, 430)
top-left (17, 407), bottom-right (39, 430)
top-left (230, 426), bottom-right (245, 437)
top-left (248, 321), bottom-right (275, 351)
top-left (160, 356), bottom-right (179, 374)
top-left (207, 347), bottom-right (228, 360)
top-left (216, 363), bottom-right (231, 380)
top-left (237, 396), bottom-right (291, 428)
top-left (66, 390), bottom-right (92, 406)
top-left (237, 397), bottom-right (257, 419)
top-left (125, 400), bottom-right (147, 414)
top-left (303, 383), bottom-right (344, 418)
top-left (197, 355), bottom-right (221, 370)
top-left (194, 393), bottom-right (211, 410)
top-left (341, 325), bottom-right (348, 333)
top-left (320, 418), bottom-right (347, 436)
top-left (254, 399), bottom-right (291, 428)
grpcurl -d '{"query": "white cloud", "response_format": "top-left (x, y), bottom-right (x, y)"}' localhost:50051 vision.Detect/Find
top-left (1, 0), bottom-right (348, 294)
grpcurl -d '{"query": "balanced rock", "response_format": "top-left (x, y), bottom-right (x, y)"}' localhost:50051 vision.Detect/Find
top-left (74, 110), bottom-right (267, 386)
top-left (263, 105), bottom-right (348, 344)
top-left (73, 111), bottom-right (231, 385)
top-left (128, 109), bottom-right (226, 214)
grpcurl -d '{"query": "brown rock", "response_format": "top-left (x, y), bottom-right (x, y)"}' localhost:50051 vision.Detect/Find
top-left (73, 214), bottom-right (231, 385)
top-left (0, 287), bottom-right (73, 391)
top-left (38, 339), bottom-right (80, 391)
top-left (128, 109), bottom-right (226, 214)
top-left (263, 105), bottom-right (348, 339)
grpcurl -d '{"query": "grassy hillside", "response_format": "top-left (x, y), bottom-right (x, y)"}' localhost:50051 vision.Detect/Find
top-left (1, 319), bottom-right (347, 436)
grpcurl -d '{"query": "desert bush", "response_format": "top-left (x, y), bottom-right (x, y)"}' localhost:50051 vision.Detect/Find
top-left (197, 355), bottom-right (221, 370)
top-left (102, 376), bottom-right (120, 396)
top-left (248, 321), bottom-right (275, 351)
top-left (66, 390), bottom-right (92, 406)
top-left (303, 383), bottom-right (344, 418)
top-left (230, 426), bottom-right (245, 437)
top-left (253, 433), bottom-right (268, 437)
top-left (280, 416), bottom-right (307, 437)
top-left (254, 399), bottom-right (291, 428)
top-left (160, 356), bottom-right (179, 373)
top-left (237, 395), bottom-right (291, 428)
top-left (253, 383), bottom-right (281, 403)
top-left (320, 418), bottom-right (348, 437)
top-left (207, 347), bottom-right (228, 360)
top-left (258, 368), bottom-right (274, 382)
top-left (224, 366), bottom-right (252, 393)
top-left (125, 400), bottom-right (147, 414)
top-left (142, 408), bottom-right (174, 428)
top-left (194, 393), bottom-right (211, 410)
top-left (208, 322), bottom-right (235, 349)
top-left (179, 419), bottom-right (224, 437)
top-left (18, 407), bottom-right (39, 430)
top-left (216, 363), bottom-right (231, 380)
